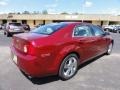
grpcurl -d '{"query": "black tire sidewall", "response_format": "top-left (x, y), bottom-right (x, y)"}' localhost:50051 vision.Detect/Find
top-left (7, 32), bottom-right (11, 37)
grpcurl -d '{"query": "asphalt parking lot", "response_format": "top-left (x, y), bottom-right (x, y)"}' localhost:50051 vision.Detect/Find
top-left (0, 30), bottom-right (120, 90)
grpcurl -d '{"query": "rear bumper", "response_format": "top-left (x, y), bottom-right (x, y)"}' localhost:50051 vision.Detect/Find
top-left (8, 31), bottom-right (24, 34)
top-left (10, 46), bottom-right (51, 77)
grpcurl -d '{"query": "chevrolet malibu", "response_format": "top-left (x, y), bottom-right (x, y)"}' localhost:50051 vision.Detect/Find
top-left (10, 22), bottom-right (114, 80)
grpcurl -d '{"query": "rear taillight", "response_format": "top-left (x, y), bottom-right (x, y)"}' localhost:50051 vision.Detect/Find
top-left (23, 43), bottom-right (35, 56)
top-left (23, 45), bottom-right (28, 53)
top-left (28, 44), bottom-right (36, 55)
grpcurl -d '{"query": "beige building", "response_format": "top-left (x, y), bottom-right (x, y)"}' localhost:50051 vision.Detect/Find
top-left (0, 14), bottom-right (120, 28)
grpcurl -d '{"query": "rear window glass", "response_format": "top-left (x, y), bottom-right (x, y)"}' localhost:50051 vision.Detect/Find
top-left (30, 23), bottom-right (67, 35)
top-left (9, 23), bottom-right (21, 26)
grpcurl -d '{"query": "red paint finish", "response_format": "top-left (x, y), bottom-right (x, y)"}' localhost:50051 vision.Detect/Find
top-left (10, 22), bottom-right (113, 77)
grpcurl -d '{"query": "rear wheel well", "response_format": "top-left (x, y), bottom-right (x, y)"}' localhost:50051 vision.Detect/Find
top-left (63, 52), bottom-right (80, 63)
top-left (58, 51), bottom-right (80, 74)
top-left (62, 52), bottom-right (80, 62)
top-left (69, 52), bottom-right (80, 59)
top-left (59, 52), bottom-right (80, 80)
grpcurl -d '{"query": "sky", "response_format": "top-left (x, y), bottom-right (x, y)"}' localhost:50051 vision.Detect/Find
top-left (0, 0), bottom-right (120, 15)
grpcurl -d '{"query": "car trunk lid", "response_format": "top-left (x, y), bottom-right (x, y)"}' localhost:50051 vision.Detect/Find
top-left (12, 33), bottom-right (49, 54)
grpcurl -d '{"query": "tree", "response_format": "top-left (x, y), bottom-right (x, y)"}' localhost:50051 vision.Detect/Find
top-left (33, 11), bottom-right (40, 14)
top-left (22, 11), bottom-right (30, 14)
top-left (42, 10), bottom-right (48, 14)
top-left (17, 12), bottom-right (21, 14)
top-left (8, 12), bottom-right (15, 15)
top-left (60, 12), bottom-right (69, 14)
top-left (72, 12), bottom-right (79, 15)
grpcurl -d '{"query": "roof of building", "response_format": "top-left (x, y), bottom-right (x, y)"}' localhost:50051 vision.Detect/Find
top-left (0, 14), bottom-right (120, 21)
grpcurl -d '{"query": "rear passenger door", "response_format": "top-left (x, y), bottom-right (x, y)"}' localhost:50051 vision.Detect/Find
top-left (73, 25), bottom-right (98, 62)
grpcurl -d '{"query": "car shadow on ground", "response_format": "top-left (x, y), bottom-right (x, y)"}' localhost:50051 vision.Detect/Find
top-left (78, 54), bottom-right (105, 70)
top-left (23, 54), bottom-right (105, 85)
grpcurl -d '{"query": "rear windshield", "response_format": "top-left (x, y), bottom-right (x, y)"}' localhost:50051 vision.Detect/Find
top-left (9, 23), bottom-right (21, 26)
top-left (30, 23), bottom-right (67, 35)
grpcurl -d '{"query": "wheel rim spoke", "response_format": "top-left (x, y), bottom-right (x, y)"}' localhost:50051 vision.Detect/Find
top-left (64, 68), bottom-right (71, 76)
top-left (68, 59), bottom-right (72, 66)
top-left (70, 67), bottom-right (75, 76)
top-left (63, 57), bottom-right (77, 77)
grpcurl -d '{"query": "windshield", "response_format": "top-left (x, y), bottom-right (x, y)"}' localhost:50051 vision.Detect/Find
top-left (30, 23), bottom-right (67, 35)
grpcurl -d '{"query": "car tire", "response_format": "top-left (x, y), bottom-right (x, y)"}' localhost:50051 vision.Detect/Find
top-left (106, 43), bottom-right (113, 55)
top-left (106, 29), bottom-right (109, 32)
top-left (4, 32), bottom-right (6, 35)
top-left (7, 32), bottom-right (10, 37)
top-left (59, 54), bottom-right (79, 80)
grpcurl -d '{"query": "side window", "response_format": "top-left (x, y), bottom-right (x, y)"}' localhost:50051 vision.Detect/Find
top-left (73, 25), bottom-right (93, 37)
top-left (92, 25), bottom-right (104, 36)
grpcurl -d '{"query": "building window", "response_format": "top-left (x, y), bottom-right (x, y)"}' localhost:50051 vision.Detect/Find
top-left (109, 21), bottom-right (117, 25)
top-left (12, 20), bottom-right (17, 22)
top-left (83, 21), bottom-right (92, 23)
top-left (2, 20), bottom-right (7, 24)
top-left (22, 20), bottom-right (27, 24)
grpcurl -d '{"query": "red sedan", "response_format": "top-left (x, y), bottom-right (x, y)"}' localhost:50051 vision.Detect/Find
top-left (10, 22), bottom-right (114, 80)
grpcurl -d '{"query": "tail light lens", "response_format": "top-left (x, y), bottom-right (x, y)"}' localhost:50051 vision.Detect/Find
top-left (23, 45), bottom-right (28, 53)
top-left (23, 43), bottom-right (35, 56)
